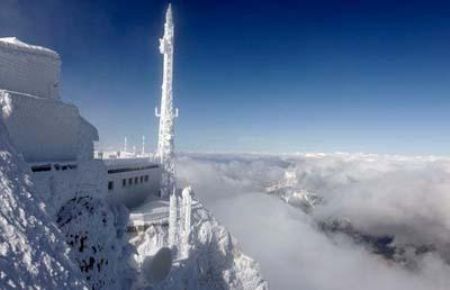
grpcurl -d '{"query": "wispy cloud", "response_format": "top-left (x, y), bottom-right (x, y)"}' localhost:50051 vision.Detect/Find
top-left (177, 153), bottom-right (450, 290)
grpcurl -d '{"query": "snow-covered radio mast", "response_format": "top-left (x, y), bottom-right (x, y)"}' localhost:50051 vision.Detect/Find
top-left (156, 4), bottom-right (178, 198)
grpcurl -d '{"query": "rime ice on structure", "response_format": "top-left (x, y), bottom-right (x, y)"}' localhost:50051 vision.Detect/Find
top-left (155, 4), bottom-right (178, 198)
top-left (0, 37), bottom-right (98, 163)
top-left (179, 186), bottom-right (192, 258)
top-left (168, 186), bottom-right (192, 258)
top-left (0, 37), bottom-right (60, 100)
top-left (156, 4), bottom-right (192, 258)
top-left (146, 4), bottom-right (193, 258)
top-left (168, 192), bottom-right (179, 251)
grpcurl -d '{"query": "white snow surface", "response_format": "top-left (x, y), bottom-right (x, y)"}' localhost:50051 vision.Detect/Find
top-left (0, 90), bottom-right (98, 163)
top-left (131, 203), bottom-right (268, 290)
top-left (0, 115), bottom-right (266, 290)
top-left (0, 37), bottom-right (60, 99)
top-left (0, 118), bottom-right (87, 289)
top-left (0, 37), bottom-right (59, 59)
top-left (0, 94), bottom-right (132, 289)
top-left (56, 195), bottom-right (135, 290)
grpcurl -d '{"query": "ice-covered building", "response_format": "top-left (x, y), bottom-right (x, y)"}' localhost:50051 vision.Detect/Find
top-left (0, 6), bottom-right (268, 289)
top-left (0, 37), bottom-right (60, 100)
top-left (0, 37), bottom-right (161, 210)
top-left (0, 4), bottom-right (182, 233)
top-left (0, 38), bottom-right (97, 163)
top-left (0, 35), bottom-right (170, 289)
top-left (104, 158), bottom-right (161, 208)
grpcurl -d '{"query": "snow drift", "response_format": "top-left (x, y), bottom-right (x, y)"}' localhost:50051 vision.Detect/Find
top-left (131, 204), bottom-right (268, 290)
top-left (0, 118), bottom-right (86, 289)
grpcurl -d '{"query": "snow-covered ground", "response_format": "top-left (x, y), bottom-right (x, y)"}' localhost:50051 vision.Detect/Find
top-left (0, 119), bottom-right (87, 290)
top-left (131, 204), bottom-right (268, 290)
top-left (177, 153), bottom-right (450, 290)
top-left (0, 35), bottom-right (268, 290)
top-left (0, 115), bottom-right (267, 289)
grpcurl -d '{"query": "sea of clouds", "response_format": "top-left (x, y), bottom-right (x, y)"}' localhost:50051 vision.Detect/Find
top-left (176, 153), bottom-right (450, 290)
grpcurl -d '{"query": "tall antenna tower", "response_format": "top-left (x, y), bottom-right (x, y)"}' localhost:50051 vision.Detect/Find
top-left (155, 4), bottom-right (178, 198)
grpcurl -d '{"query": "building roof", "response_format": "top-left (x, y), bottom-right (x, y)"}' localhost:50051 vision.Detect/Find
top-left (0, 37), bottom-right (60, 60)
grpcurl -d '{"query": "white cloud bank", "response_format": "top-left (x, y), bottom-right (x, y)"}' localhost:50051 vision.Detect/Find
top-left (177, 153), bottom-right (450, 290)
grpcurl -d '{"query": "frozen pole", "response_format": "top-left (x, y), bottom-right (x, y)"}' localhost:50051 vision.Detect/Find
top-left (180, 186), bottom-right (192, 258)
top-left (142, 135), bottom-right (145, 156)
top-left (155, 4), bottom-right (178, 198)
top-left (168, 191), bottom-right (179, 249)
top-left (124, 137), bottom-right (128, 153)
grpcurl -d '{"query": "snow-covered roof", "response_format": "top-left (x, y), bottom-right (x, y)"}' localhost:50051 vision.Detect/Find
top-left (0, 37), bottom-right (59, 60)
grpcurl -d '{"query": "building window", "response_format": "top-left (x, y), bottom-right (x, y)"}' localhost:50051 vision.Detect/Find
top-left (135, 177), bottom-right (139, 184)
top-left (108, 181), bottom-right (114, 191)
top-left (145, 175), bottom-right (149, 182)
top-left (129, 178), bottom-right (133, 185)
top-left (122, 179), bottom-right (126, 187)
top-left (140, 176), bottom-right (144, 183)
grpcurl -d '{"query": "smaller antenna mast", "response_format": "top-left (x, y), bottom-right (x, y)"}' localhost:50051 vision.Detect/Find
top-left (142, 135), bottom-right (146, 156)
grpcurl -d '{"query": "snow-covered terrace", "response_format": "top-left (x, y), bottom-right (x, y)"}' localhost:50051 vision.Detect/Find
top-left (129, 198), bottom-right (201, 228)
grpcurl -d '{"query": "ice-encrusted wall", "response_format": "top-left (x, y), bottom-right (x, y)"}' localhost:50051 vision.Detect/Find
top-left (30, 153), bottom-right (136, 290)
top-left (0, 90), bottom-right (98, 162)
top-left (0, 37), bottom-right (136, 290)
top-left (103, 158), bottom-right (162, 208)
top-left (31, 160), bottom-right (107, 218)
top-left (0, 37), bottom-right (60, 100)
top-left (0, 38), bottom-right (99, 163)
top-left (77, 117), bottom-right (99, 161)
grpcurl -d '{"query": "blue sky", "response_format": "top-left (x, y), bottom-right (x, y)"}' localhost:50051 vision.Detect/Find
top-left (1, 0), bottom-right (450, 155)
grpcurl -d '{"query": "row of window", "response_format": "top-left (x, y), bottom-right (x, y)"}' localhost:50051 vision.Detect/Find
top-left (31, 163), bottom-right (77, 173)
top-left (107, 164), bottom-right (159, 174)
top-left (108, 175), bottom-right (150, 191)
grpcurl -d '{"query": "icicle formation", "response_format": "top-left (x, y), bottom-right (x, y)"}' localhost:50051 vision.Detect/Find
top-left (168, 186), bottom-right (192, 258)
top-left (168, 190), bottom-right (179, 249)
top-left (155, 4), bottom-right (178, 198)
top-left (179, 186), bottom-right (192, 258)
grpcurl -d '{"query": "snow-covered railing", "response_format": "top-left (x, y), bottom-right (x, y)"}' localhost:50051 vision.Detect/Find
top-left (103, 157), bottom-right (159, 168)
top-left (128, 199), bottom-right (201, 228)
